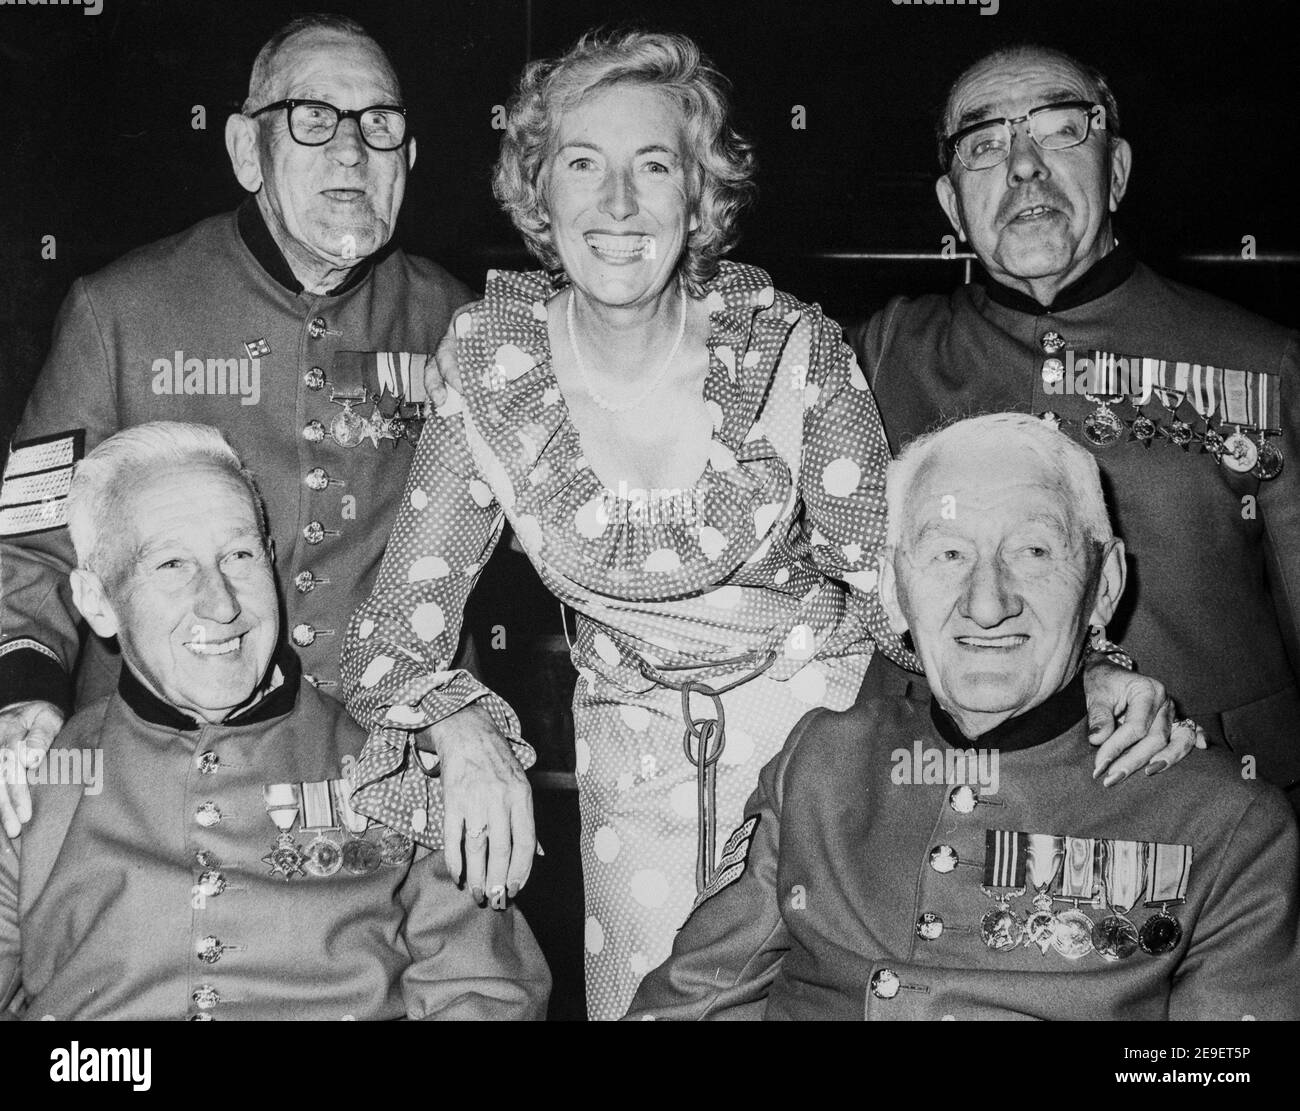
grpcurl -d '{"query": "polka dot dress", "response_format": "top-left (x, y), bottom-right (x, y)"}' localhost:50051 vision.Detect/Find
top-left (340, 262), bottom-right (915, 1019)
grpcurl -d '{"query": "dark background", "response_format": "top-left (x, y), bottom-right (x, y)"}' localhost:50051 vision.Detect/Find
top-left (2, 0), bottom-right (1296, 1020)
top-left (3, 0), bottom-right (1298, 448)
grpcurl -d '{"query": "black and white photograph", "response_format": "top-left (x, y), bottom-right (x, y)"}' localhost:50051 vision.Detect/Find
top-left (1, 0), bottom-right (1297, 1077)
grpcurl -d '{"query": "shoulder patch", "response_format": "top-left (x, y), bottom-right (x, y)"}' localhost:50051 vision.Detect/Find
top-left (689, 814), bottom-right (760, 914)
top-left (0, 430), bottom-right (85, 537)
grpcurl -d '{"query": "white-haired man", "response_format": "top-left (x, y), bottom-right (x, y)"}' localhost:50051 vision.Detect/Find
top-left (0, 16), bottom-right (538, 907)
top-left (0, 423), bottom-right (549, 1020)
top-left (628, 413), bottom-right (1299, 1021)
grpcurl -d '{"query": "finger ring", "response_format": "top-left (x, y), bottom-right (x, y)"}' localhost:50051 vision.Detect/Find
top-left (1172, 718), bottom-right (1198, 732)
top-left (466, 824), bottom-right (488, 841)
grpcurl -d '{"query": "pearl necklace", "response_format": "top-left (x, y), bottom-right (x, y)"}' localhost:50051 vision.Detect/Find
top-left (566, 285), bottom-right (687, 414)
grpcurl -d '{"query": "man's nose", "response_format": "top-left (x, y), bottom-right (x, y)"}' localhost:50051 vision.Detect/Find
top-left (598, 169), bottom-right (638, 220)
top-left (1004, 125), bottom-right (1049, 185)
top-left (325, 116), bottom-right (368, 166)
top-left (959, 556), bottom-right (1023, 628)
top-left (193, 566), bottom-right (241, 624)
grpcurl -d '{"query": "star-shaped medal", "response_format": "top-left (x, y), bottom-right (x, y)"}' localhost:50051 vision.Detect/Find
top-left (262, 832), bottom-right (306, 880)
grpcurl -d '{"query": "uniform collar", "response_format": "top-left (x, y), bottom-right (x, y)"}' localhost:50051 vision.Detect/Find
top-left (236, 197), bottom-right (380, 297)
top-left (118, 647), bottom-right (302, 731)
top-left (929, 669), bottom-right (1086, 752)
top-left (977, 237), bottom-right (1137, 315)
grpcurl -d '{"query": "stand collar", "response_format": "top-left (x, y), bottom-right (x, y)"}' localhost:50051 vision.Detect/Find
top-left (930, 669), bottom-right (1085, 752)
top-left (977, 237), bottom-right (1137, 315)
top-left (236, 197), bottom-right (380, 297)
top-left (118, 647), bottom-right (302, 731)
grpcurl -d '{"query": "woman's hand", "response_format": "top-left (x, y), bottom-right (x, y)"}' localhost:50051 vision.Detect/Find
top-left (1083, 662), bottom-right (1207, 785)
top-left (0, 700), bottom-right (64, 838)
top-left (420, 701), bottom-right (536, 908)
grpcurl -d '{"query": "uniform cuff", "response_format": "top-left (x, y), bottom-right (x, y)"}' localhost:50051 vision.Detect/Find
top-left (0, 644), bottom-right (72, 716)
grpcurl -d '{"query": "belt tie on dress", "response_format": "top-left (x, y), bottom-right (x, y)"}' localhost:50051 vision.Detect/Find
top-left (646, 651), bottom-right (778, 894)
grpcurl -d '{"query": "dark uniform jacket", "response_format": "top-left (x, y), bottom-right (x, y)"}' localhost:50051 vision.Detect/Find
top-left (627, 673), bottom-right (1300, 1021)
top-left (850, 246), bottom-right (1300, 792)
top-left (0, 202), bottom-right (473, 711)
top-left (0, 652), bottom-right (550, 1021)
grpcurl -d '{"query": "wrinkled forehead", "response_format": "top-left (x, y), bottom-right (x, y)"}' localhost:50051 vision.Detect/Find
top-left (945, 50), bottom-right (1096, 133)
top-left (265, 29), bottom-right (402, 103)
top-left (900, 440), bottom-right (1078, 545)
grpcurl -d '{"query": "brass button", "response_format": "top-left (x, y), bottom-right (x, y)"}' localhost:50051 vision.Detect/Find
top-left (304, 467), bottom-right (329, 491)
top-left (303, 420), bottom-right (326, 444)
top-left (194, 849), bottom-right (220, 869)
top-left (1039, 411), bottom-right (1061, 430)
top-left (308, 316), bottom-right (330, 339)
top-left (294, 571), bottom-right (322, 594)
top-left (196, 936), bottom-right (227, 964)
top-left (304, 367), bottom-right (325, 390)
top-left (195, 802), bottom-right (222, 828)
top-left (948, 785), bottom-right (979, 814)
top-left (188, 1013), bottom-right (215, 1022)
top-left (929, 845), bottom-right (959, 874)
top-left (197, 751), bottom-right (220, 775)
top-left (196, 870), bottom-right (227, 898)
top-left (1041, 357), bottom-right (1065, 385)
top-left (192, 984), bottom-right (221, 1010)
top-left (303, 521), bottom-right (325, 545)
top-left (869, 968), bottom-right (900, 1000)
top-left (1040, 330), bottom-right (1065, 353)
top-left (916, 912), bottom-right (944, 941)
top-left (291, 623), bottom-right (317, 647)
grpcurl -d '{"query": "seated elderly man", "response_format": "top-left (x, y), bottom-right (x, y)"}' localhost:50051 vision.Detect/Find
top-left (0, 422), bottom-right (549, 1020)
top-left (628, 413), bottom-right (1300, 1021)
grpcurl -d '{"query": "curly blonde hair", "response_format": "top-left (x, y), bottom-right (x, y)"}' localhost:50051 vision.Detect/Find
top-left (492, 29), bottom-right (757, 293)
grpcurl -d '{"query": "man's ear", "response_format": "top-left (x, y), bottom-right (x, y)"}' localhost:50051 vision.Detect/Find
top-left (226, 113), bottom-right (263, 194)
top-left (878, 550), bottom-right (910, 636)
top-left (1107, 137), bottom-right (1132, 213)
top-left (1087, 538), bottom-right (1127, 628)
top-left (935, 174), bottom-right (966, 241)
top-left (406, 135), bottom-right (418, 173)
top-left (70, 569), bottom-right (121, 640)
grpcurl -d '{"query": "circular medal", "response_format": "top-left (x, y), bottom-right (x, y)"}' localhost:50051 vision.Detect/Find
top-left (1221, 430), bottom-right (1259, 473)
top-left (330, 406), bottom-right (365, 448)
top-left (1167, 420), bottom-right (1194, 447)
top-left (379, 829), bottom-right (414, 866)
top-left (1138, 908), bottom-right (1183, 955)
top-left (342, 838), bottom-right (383, 875)
top-left (1091, 913), bottom-right (1139, 960)
top-left (1083, 406), bottom-right (1124, 447)
top-left (1050, 908), bottom-right (1096, 960)
top-left (1130, 414), bottom-right (1156, 442)
top-left (303, 835), bottom-right (343, 877)
top-left (980, 906), bottom-right (1026, 953)
top-left (1254, 439), bottom-right (1284, 480)
top-left (1025, 910), bottom-right (1057, 954)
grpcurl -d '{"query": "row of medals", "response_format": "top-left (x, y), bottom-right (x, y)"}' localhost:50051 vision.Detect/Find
top-left (326, 391), bottom-right (427, 449)
top-left (261, 818), bottom-right (414, 881)
top-left (978, 886), bottom-right (1182, 961)
top-left (1042, 380), bottom-right (1283, 481)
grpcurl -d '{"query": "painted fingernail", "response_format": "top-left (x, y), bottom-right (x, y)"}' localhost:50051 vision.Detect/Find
top-left (535, 842), bottom-right (546, 857)
top-left (471, 886), bottom-right (485, 905)
top-left (1144, 760), bottom-right (1168, 777)
top-left (1103, 768), bottom-right (1129, 787)
top-left (507, 882), bottom-right (519, 900)
top-left (489, 884), bottom-right (507, 910)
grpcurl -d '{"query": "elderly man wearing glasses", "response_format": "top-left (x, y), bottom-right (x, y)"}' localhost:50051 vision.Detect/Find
top-left (0, 17), bottom-right (539, 893)
top-left (851, 45), bottom-right (1300, 812)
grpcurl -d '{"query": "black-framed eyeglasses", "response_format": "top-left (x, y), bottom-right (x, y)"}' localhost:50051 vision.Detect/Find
top-left (249, 99), bottom-right (408, 151)
top-left (944, 100), bottom-right (1104, 171)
